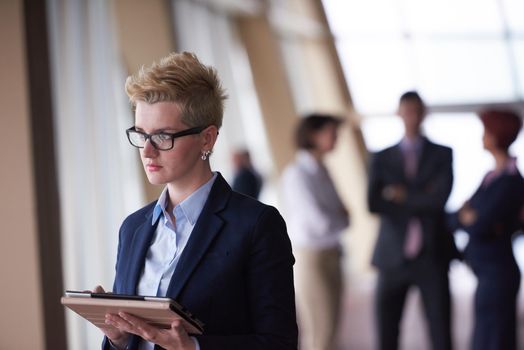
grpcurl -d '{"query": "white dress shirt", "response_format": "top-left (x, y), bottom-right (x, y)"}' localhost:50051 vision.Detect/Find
top-left (281, 151), bottom-right (349, 249)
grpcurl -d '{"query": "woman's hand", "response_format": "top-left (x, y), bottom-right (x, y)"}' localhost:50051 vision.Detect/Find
top-left (105, 312), bottom-right (196, 350)
top-left (91, 285), bottom-right (130, 349)
top-left (458, 202), bottom-right (477, 226)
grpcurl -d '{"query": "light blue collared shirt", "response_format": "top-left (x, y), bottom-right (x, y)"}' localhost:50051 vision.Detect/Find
top-left (137, 173), bottom-right (217, 350)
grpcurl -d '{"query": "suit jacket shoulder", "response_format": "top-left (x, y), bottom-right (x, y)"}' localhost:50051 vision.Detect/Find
top-left (424, 139), bottom-right (452, 157)
top-left (372, 143), bottom-right (398, 159)
top-left (373, 138), bottom-right (451, 154)
top-left (121, 201), bottom-right (156, 229)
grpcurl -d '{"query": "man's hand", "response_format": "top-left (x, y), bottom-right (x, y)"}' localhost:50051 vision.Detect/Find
top-left (382, 184), bottom-right (407, 203)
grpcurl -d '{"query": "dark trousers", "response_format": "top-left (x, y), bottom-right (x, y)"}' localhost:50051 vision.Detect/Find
top-left (375, 258), bottom-right (452, 350)
top-left (471, 263), bottom-right (520, 350)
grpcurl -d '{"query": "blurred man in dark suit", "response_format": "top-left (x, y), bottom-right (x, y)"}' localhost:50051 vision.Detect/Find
top-left (231, 149), bottom-right (263, 199)
top-left (368, 91), bottom-right (457, 350)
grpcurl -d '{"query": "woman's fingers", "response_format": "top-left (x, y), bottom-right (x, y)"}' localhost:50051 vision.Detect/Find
top-left (93, 285), bottom-right (105, 293)
top-left (107, 313), bottom-right (158, 341)
top-left (105, 313), bottom-right (194, 349)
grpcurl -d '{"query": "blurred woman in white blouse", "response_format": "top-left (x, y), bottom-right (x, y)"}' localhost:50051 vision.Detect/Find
top-left (281, 114), bottom-right (350, 350)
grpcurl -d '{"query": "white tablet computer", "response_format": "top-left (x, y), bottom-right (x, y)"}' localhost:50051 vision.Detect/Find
top-left (61, 291), bottom-right (204, 335)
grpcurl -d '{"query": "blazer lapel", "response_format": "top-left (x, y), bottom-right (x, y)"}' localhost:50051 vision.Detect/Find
top-left (391, 144), bottom-right (407, 182)
top-left (165, 174), bottom-right (230, 299)
top-left (413, 138), bottom-right (432, 183)
top-left (123, 208), bottom-right (157, 294)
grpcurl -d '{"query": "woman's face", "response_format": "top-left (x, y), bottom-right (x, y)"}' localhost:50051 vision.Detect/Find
top-left (312, 123), bottom-right (338, 154)
top-left (134, 101), bottom-right (205, 186)
top-left (482, 128), bottom-right (497, 152)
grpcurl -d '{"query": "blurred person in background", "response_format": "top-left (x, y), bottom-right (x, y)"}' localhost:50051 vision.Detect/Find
top-left (368, 91), bottom-right (458, 350)
top-left (281, 113), bottom-right (350, 350)
top-left (447, 109), bottom-right (524, 350)
top-left (94, 52), bottom-right (297, 350)
top-left (231, 149), bottom-right (263, 199)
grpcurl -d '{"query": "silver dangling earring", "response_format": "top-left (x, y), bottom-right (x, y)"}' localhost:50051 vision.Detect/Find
top-left (201, 150), bottom-right (211, 160)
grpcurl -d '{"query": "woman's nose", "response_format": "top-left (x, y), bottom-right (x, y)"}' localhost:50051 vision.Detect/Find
top-left (142, 139), bottom-right (158, 157)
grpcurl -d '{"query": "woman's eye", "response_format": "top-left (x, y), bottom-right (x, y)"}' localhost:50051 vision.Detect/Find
top-left (154, 134), bottom-right (171, 143)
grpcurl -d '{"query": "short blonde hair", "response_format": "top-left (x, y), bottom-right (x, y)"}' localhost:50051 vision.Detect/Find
top-left (125, 52), bottom-right (227, 128)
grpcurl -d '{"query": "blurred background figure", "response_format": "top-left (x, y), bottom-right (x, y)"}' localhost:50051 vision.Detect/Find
top-left (368, 91), bottom-right (457, 350)
top-left (231, 149), bottom-right (263, 199)
top-left (281, 113), bottom-right (350, 350)
top-left (447, 109), bottom-right (524, 350)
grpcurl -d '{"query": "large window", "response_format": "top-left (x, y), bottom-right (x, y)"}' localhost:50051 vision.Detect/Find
top-left (322, 0), bottom-right (524, 114)
top-left (322, 0), bottom-right (524, 207)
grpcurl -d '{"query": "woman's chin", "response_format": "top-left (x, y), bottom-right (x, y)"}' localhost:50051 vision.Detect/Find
top-left (146, 174), bottom-right (166, 186)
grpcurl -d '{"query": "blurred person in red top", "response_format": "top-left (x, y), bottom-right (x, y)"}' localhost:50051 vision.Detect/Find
top-left (448, 109), bottom-right (524, 350)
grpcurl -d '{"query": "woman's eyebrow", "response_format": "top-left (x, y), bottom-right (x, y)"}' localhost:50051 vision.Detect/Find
top-left (133, 126), bottom-right (178, 133)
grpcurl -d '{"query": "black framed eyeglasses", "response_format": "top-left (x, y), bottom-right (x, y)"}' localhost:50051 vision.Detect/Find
top-left (126, 126), bottom-right (207, 151)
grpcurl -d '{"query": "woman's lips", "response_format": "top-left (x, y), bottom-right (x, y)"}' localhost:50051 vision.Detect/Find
top-left (146, 164), bottom-right (162, 172)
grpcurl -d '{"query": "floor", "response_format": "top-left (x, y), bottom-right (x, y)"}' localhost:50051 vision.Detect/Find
top-left (335, 261), bottom-right (524, 350)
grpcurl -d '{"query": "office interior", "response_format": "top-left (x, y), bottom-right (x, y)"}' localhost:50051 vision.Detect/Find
top-left (1, 0), bottom-right (523, 349)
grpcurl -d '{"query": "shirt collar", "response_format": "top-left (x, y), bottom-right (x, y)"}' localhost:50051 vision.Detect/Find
top-left (152, 172), bottom-right (218, 226)
top-left (481, 157), bottom-right (519, 187)
top-left (400, 135), bottom-right (423, 151)
top-left (506, 157), bottom-right (518, 175)
top-left (296, 150), bottom-right (322, 172)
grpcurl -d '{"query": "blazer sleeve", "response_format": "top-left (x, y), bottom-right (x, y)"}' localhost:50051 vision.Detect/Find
top-left (368, 152), bottom-right (392, 214)
top-left (101, 223), bottom-right (134, 350)
top-left (196, 206), bottom-right (298, 350)
top-left (367, 151), bottom-right (406, 216)
top-left (458, 177), bottom-right (523, 238)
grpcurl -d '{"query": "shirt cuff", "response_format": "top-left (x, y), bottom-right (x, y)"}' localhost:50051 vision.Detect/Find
top-left (191, 336), bottom-right (200, 350)
top-left (107, 338), bottom-right (127, 350)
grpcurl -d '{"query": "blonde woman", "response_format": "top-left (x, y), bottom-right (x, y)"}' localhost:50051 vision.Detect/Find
top-left (96, 52), bottom-right (297, 350)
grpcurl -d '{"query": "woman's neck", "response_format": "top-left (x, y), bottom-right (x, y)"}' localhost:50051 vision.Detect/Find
top-left (308, 149), bottom-right (324, 161)
top-left (492, 149), bottom-right (510, 172)
top-left (166, 166), bottom-right (213, 208)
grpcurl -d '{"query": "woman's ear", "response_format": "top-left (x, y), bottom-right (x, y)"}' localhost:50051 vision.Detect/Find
top-left (201, 125), bottom-right (219, 151)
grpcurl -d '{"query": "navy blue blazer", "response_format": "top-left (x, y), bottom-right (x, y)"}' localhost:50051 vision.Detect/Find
top-left (447, 166), bottom-right (524, 350)
top-left (103, 174), bottom-right (298, 350)
top-left (368, 138), bottom-right (458, 269)
top-left (448, 168), bottom-right (524, 272)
